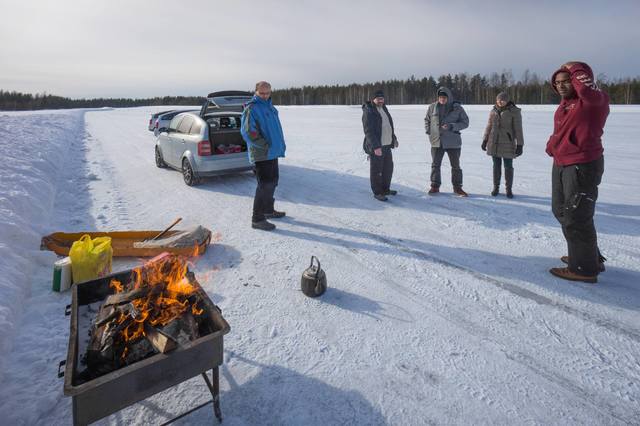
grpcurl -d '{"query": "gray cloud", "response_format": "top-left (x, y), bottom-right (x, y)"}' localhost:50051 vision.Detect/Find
top-left (1, 0), bottom-right (638, 97)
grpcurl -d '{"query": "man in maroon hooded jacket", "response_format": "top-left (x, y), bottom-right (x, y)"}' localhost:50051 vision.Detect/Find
top-left (546, 61), bottom-right (609, 284)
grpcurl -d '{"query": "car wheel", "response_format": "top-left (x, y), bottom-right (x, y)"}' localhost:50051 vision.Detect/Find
top-left (182, 158), bottom-right (197, 186)
top-left (155, 146), bottom-right (166, 168)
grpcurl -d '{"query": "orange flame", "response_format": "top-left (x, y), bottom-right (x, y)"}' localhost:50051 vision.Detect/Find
top-left (107, 255), bottom-right (204, 356)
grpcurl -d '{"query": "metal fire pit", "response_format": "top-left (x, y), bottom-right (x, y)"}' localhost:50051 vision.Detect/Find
top-left (59, 266), bottom-right (230, 426)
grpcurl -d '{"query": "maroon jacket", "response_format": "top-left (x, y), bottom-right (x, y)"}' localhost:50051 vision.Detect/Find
top-left (545, 63), bottom-right (609, 166)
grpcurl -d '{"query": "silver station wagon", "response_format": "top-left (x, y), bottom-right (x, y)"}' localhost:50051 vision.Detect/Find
top-left (155, 91), bottom-right (254, 185)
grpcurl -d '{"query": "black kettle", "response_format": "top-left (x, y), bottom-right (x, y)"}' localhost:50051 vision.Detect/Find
top-left (301, 256), bottom-right (327, 297)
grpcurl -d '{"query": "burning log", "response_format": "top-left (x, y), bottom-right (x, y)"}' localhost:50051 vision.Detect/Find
top-left (80, 254), bottom-right (206, 378)
top-left (103, 286), bottom-right (155, 306)
top-left (144, 324), bottom-right (177, 353)
top-left (181, 311), bottom-right (199, 341)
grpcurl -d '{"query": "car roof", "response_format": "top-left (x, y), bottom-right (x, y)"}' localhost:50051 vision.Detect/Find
top-left (206, 90), bottom-right (252, 98)
top-left (160, 109), bottom-right (198, 118)
top-left (152, 109), bottom-right (174, 117)
top-left (204, 111), bottom-right (242, 117)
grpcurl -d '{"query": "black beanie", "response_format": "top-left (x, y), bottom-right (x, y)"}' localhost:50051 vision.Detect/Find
top-left (372, 89), bottom-right (384, 99)
top-left (437, 90), bottom-right (448, 97)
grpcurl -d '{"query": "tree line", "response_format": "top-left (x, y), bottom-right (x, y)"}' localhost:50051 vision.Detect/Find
top-left (271, 71), bottom-right (640, 105)
top-left (0, 92), bottom-right (205, 111)
top-left (2, 70), bottom-right (639, 110)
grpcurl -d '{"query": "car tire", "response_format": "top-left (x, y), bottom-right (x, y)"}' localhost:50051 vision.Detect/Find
top-left (155, 146), bottom-right (166, 168)
top-left (182, 158), bottom-right (197, 186)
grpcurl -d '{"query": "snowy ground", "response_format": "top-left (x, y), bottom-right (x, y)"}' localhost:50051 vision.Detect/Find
top-left (0, 104), bottom-right (638, 425)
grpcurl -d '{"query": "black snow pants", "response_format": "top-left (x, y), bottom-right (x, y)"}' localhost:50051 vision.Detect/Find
top-left (370, 145), bottom-right (394, 195)
top-left (551, 156), bottom-right (604, 276)
top-left (253, 158), bottom-right (279, 222)
top-left (431, 147), bottom-right (462, 188)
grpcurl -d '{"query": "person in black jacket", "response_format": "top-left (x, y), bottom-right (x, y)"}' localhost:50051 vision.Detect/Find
top-left (362, 89), bottom-right (399, 201)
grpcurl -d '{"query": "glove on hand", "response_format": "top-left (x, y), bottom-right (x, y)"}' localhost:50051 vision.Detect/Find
top-left (515, 145), bottom-right (523, 157)
top-left (481, 139), bottom-right (488, 151)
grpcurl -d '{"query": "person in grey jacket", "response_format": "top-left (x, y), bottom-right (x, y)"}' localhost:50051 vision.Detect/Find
top-left (424, 87), bottom-right (470, 196)
top-left (482, 92), bottom-right (524, 198)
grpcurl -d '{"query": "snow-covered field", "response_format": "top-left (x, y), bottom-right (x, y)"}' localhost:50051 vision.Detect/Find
top-left (0, 104), bottom-right (638, 425)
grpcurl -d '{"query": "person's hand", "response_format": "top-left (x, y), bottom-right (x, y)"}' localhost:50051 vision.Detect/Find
top-left (481, 139), bottom-right (487, 151)
top-left (515, 145), bottom-right (523, 157)
top-left (374, 148), bottom-right (382, 156)
top-left (441, 124), bottom-right (449, 130)
top-left (393, 139), bottom-right (399, 148)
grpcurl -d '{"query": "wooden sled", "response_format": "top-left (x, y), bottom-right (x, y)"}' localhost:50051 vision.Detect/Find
top-left (40, 229), bottom-right (212, 258)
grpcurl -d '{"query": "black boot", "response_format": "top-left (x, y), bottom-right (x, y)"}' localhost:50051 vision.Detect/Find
top-left (505, 168), bottom-right (514, 198)
top-left (491, 161), bottom-right (501, 196)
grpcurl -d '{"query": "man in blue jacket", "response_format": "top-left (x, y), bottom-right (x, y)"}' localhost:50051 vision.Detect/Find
top-left (241, 81), bottom-right (287, 231)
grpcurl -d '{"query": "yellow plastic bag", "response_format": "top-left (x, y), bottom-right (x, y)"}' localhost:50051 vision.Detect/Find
top-left (69, 235), bottom-right (113, 284)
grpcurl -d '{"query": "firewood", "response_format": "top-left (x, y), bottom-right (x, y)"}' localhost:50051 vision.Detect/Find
top-left (104, 287), bottom-right (153, 306)
top-left (180, 311), bottom-right (200, 340)
top-left (95, 305), bottom-right (117, 327)
top-left (144, 324), bottom-right (177, 353)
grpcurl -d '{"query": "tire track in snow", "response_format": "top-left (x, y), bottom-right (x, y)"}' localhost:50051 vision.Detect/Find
top-left (84, 131), bottom-right (133, 228)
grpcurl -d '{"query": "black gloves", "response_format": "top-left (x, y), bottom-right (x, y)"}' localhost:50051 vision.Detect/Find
top-left (515, 145), bottom-right (523, 157)
top-left (481, 139), bottom-right (487, 151)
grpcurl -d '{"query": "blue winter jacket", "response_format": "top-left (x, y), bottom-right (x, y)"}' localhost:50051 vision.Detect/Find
top-left (241, 95), bottom-right (286, 164)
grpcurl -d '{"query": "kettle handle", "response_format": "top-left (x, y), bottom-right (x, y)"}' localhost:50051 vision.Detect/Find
top-left (309, 256), bottom-right (321, 279)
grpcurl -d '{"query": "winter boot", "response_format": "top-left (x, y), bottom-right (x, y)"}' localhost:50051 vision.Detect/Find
top-left (428, 185), bottom-right (439, 195)
top-left (252, 220), bottom-right (276, 231)
top-left (491, 162), bottom-right (501, 196)
top-left (549, 267), bottom-right (597, 284)
top-left (561, 255), bottom-right (606, 272)
top-left (264, 210), bottom-right (286, 219)
top-left (505, 168), bottom-right (514, 198)
top-left (453, 187), bottom-right (468, 197)
top-left (374, 194), bottom-right (389, 202)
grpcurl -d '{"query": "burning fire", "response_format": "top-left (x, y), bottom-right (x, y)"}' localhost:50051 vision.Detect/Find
top-left (108, 255), bottom-right (203, 353)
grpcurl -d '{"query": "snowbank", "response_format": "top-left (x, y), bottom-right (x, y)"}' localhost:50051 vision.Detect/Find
top-left (0, 111), bottom-right (84, 367)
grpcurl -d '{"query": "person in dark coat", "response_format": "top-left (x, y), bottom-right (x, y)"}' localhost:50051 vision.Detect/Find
top-left (482, 92), bottom-right (524, 198)
top-left (546, 61), bottom-right (609, 283)
top-left (424, 87), bottom-right (470, 196)
top-left (362, 89), bottom-right (399, 201)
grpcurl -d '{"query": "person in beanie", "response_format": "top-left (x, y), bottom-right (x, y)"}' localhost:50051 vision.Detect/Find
top-left (424, 87), bottom-right (470, 196)
top-left (241, 81), bottom-right (287, 231)
top-left (362, 89), bottom-right (399, 201)
top-left (482, 92), bottom-right (524, 198)
top-left (546, 61), bottom-right (609, 283)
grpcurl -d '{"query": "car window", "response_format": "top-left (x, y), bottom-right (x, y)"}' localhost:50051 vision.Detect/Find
top-left (169, 116), bottom-right (183, 131)
top-left (206, 116), bottom-right (240, 130)
top-left (210, 96), bottom-right (252, 107)
top-left (190, 121), bottom-right (202, 135)
top-left (177, 116), bottom-right (194, 134)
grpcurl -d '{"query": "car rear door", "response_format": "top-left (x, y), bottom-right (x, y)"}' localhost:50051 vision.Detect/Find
top-left (173, 115), bottom-right (195, 166)
top-left (162, 115), bottom-right (184, 167)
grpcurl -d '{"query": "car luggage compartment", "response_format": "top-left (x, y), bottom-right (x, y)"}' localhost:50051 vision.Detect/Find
top-left (207, 116), bottom-right (246, 155)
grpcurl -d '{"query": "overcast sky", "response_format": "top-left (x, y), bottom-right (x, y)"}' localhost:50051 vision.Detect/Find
top-left (1, 0), bottom-right (639, 98)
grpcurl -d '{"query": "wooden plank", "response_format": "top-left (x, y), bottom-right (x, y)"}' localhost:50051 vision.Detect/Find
top-left (144, 324), bottom-right (177, 353)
